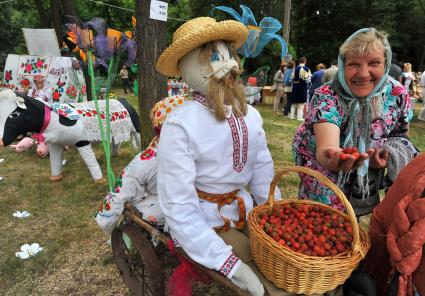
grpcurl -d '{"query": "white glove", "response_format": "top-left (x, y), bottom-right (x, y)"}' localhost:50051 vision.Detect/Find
top-left (230, 261), bottom-right (265, 296)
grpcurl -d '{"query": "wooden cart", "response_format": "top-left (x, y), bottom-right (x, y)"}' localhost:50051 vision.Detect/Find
top-left (111, 203), bottom-right (249, 296)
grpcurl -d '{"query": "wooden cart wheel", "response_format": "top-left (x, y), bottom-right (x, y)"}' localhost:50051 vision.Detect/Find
top-left (112, 223), bottom-right (165, 296)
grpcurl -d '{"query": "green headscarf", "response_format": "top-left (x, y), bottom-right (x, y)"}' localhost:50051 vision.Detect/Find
top-left (330, 28), bottom-right (392, 195)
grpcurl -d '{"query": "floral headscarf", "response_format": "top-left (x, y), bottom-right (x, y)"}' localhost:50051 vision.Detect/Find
top-left (140, 95), bottom-right (189, 160)
top-left (330, 28), bottom-right (392, 194)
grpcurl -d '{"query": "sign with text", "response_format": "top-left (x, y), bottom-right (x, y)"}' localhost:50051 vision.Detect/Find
top-left (150, 0), bottom-right (168, 22)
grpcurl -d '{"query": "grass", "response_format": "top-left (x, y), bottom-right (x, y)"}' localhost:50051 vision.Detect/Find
top-left (0, 89), bottom-right (424, 295)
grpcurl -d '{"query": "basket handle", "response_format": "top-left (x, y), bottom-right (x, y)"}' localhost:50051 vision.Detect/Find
top-left (268, 166), bottom-right (362, 254)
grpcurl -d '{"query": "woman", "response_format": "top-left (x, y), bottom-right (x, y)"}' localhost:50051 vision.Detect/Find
top-left (290, 57), bottom-right (311, 121)
top-left (28, 75), bottom-right (53, 103)
top-left (401, 62), bottom-right (414, 96)
top-left (293, 28), bottom-right (414, 216)
top-left (273, 62), bottom-right (286, 113)
top-left (308, 63), bottom-right (326, 102)
top-left (283, 60), bottom-right (295, 116)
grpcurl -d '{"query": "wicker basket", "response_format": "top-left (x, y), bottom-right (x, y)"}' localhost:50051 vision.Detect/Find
top-left (248, 166), bottom-right (371, 294)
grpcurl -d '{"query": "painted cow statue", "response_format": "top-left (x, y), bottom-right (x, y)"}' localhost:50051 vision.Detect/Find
top-left (0, 89), bottom-right (141, 182)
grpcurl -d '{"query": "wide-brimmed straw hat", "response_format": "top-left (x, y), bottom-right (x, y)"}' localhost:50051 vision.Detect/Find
top-left (156, 17), bottom-right (248, 77)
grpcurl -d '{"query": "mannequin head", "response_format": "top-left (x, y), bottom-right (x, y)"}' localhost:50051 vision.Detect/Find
top-left (179, 40), bottom-right (246, 121)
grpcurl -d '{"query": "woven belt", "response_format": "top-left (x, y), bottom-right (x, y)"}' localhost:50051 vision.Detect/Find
top-left (197, 189), bottom-right (246, 233)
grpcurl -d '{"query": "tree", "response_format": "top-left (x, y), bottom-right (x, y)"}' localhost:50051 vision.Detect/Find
top-left (136, 0), bottom-right (168, 148)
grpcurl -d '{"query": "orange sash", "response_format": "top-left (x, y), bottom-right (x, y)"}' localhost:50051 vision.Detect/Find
top-left (196, 189), bottom-right (246, 233)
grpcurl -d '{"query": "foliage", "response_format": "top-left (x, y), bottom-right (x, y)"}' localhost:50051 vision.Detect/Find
top-left (291, 0), bottom-right (425, 70)
top-left (1, 0), bottom-right (424, 77)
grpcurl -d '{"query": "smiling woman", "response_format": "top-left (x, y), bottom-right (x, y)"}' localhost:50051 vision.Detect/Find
top-left (292, 28), bottom-right (417, 217)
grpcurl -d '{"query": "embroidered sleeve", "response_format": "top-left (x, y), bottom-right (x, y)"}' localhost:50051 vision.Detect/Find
top-left (309, 84), bottom-right (343, 128)
top-left (219, 252), bottom-right (241, 278)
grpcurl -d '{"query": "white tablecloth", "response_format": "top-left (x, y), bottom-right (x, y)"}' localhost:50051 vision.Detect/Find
top-left (245, 86), bottom-right (261, 105)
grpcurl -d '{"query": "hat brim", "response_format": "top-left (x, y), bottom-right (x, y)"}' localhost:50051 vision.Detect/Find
top-left (156, 20), bottom-right (248, 77)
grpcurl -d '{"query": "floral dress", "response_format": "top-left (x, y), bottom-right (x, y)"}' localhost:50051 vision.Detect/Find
top-left (293, 80), bottom-right (413, 210)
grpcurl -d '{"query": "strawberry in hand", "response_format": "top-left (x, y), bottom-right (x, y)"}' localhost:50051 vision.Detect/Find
top-left (324, 147), bottom-right (371, 172)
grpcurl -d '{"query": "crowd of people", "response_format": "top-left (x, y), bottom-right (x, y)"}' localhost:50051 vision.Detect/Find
top-left (91, 17), bottom-right (425, 296)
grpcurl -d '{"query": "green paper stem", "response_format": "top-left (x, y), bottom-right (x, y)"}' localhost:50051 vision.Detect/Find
top-left (87, 50), bottom-right (115, 190)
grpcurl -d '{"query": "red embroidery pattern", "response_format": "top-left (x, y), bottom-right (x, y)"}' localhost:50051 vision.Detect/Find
top-left (140, 148), bottom-right (157, 160)
top-left (194, 94), bottom-right (248, 172)
top-left (219, 252), bottom-right (240, 277)
top-left (230, 115), bottom-right (248, 172)
top-left (76, 108), bottom-right (129, 121)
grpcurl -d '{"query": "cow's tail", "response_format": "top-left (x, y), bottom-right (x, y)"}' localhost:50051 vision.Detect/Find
top-left (118, 98), bottom-right (141, 150)
top-left (117, 98), bottom-right (140, 133)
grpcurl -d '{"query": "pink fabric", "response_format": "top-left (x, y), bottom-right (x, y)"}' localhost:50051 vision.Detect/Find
top-left (167, 240), bottom-right (211, 296)
top-left (40, 105), bottom-right (51, 134)
top-left (31, 105), bottom-right (51, 145)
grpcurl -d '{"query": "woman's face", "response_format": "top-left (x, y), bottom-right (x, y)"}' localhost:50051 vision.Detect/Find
top-left (35, 80), bottom-right (44, 90)
top-left (344, 49), bottom-right (385, 98)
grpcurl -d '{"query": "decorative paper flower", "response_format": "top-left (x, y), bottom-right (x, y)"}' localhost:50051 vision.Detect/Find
top-left (4, 70), bottom-right (13, 83)
top-left (212, 5), bottom-right (288, 59)
top-left (53, 90), bottom-right (61, 101)
top-left (15, 243), bottom-right (43, 260)
top-left (12, 211), bottom-right (31, 218)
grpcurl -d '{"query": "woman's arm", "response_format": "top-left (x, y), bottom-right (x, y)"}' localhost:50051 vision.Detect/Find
top-left (314, 122), bottom-right (370, 172)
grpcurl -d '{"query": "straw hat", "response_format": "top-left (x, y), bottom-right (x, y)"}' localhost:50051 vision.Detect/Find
top-left (156, 17), bottom-right (248, 77)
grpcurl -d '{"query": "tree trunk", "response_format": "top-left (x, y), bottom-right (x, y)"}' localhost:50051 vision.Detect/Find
top-left (61, 0), bottom-right (77, 22)
top-left (283, 0), bottom-right (291, 44)
top-left (136, 0), bottom-right (168, 149)
top-left (33, 0), bottom-right (50, 27)
top-left (51, 0), bottom-right (63, 46)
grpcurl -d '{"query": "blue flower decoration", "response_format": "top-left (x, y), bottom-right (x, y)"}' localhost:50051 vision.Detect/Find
top-left (212, 5), bottom-right (288, 59)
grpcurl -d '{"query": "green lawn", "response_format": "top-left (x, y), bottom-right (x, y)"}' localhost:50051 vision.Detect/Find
top-left (0, 90), bottom-right (424, 295)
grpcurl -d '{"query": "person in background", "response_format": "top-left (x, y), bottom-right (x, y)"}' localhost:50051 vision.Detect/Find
top-left (401, 63), bottom-right (415, 96)
top-left (18, 78), bottom-right (31, 96)
top-left (272, 61), bottom-right (286, 114)
top-left (420, 70), bottom-right (425, 103)
top-left (28, 75), bottom-right (53, 103)
top-left (322, 59), bottom-right (338, 83)
top-left (282, 60), bottom-right (295, 116)
top-left (293, 28), bottom-right (415, 217)
top-left (289, 57), bottom-right (311, 121)
top-left (308, 63), bottom-right (326, 105)
top-left (388, 52), bottom-right (402, 82)
top-left (119, 65), bottom-right (132, 94)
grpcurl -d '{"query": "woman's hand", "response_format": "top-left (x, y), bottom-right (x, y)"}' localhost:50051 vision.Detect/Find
top-left (323, 147), bottom-right (371, 172)
top-left (368, 148), bottom-right (389, 169)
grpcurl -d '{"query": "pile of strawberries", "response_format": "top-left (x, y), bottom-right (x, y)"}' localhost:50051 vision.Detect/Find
top-left (257, 203), bottom-right (353, 257)
top-left (339, 147), bottom-right (360, 161)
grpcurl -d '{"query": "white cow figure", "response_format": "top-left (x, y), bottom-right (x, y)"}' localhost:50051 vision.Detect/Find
top-left (0, 89), bottom-right (141, 181)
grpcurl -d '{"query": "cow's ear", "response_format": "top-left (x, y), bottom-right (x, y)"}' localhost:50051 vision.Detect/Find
top-left (16, 96), bottom-right (27, 109)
